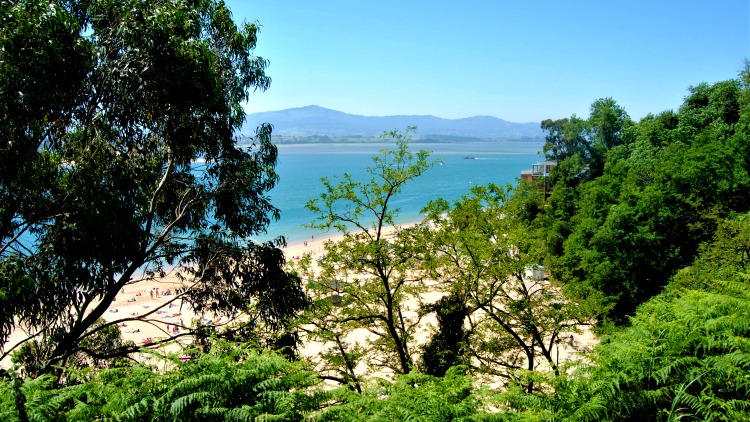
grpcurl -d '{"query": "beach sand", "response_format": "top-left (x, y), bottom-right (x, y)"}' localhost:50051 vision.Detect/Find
top-left (0, 229), bottom-right (352, 369)
top-left (2, 222), bottom-right (596, 377)
top-left (284, 223), bottom-right (597, 379)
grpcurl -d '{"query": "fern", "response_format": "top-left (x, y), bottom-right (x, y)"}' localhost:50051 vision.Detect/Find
top-left (118, 397), bottom-right (155, 422)
top-left (0, 341), bottom-right (329, 421)
top-left (225, 406), bottom-right (255, 422)
top-left (580, 279), bottom-right (750, 421)
top-left (169, 391), bottom-right (212, 416)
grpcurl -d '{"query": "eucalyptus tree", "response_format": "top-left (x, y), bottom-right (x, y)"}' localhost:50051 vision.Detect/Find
top-left (301, 129), bottom-right (435, 385)
top-left (541, 116), bottom-right (588, 164)
top-left (0, 0), bottom-right (305, 372)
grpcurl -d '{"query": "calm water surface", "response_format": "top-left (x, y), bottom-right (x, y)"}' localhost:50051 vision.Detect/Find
top-left (259, 142), bottom-right (544, 244)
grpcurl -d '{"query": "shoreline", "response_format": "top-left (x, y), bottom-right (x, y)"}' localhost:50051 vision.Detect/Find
top-left (280, 218), bottom-right (423, 263)
top-left (3, 217), bottom-right (596, 373)
top-left (1, 220), bottom-right (423, 369)
top-left (0, 221), bottom-right (597, 380)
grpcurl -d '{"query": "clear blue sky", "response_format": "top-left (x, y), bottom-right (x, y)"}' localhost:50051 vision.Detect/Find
top-left (227, 1), bottom-right (749, 123)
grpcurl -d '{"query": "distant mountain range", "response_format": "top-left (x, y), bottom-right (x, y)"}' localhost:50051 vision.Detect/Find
top-left (241, 105), bottom-right (543, 141)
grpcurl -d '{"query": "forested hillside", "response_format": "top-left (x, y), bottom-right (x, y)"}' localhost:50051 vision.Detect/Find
top-left (537, 80), bottom-right (750, 323)
top-left (2, 0), bottom-right (750, 420)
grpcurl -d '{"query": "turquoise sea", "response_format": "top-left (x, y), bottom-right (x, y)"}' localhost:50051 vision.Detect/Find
top-left (258, 142), bottom-right (544, 244)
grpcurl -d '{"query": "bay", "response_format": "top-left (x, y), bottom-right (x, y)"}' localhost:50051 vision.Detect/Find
top-left (259, 142), bottom-right (544, 244)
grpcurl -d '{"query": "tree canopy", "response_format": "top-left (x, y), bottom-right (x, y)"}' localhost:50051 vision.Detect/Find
top-left (298, 129), bottom-right (435, 389)
top-left (0, 0), bottom-right (305, 372)
top-left (538, 77), bottom-right (750, 322)
top-left (419, 184), bottom-right (585, 390)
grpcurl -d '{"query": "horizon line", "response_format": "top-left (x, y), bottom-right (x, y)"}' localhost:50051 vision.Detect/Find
top-left (246, 104), bottom-right (542, 125)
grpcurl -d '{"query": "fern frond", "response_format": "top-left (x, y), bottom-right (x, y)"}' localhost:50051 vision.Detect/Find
top-left (120, 397), bottom-right (155, 422)
top-left (169, 391), bottom-right (211, 415)
top-left (225, 406), bottom-right (255, 422)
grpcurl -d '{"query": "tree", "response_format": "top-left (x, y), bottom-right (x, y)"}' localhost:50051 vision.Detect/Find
top-left (541, 98), bottom-right (632, 182)
top-left (541, 116), bottom-right (587, 163)
top-left (420, 184), bottom-right (584, 392)
top-left (418, 293), bottom-right (470, 377)
top-left (11, 318), bottom-right (135, 379)
top-left (300, 128), bottom-right (435, 386)
top-left (537, 78), bottom-right (750, 323)
top-left (0, 0), bottom-right (306, 372)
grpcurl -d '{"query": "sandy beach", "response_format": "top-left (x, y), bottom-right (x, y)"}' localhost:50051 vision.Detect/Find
top-left (2, 221), bottom-right (596, 376)
top-left (0, 227), bottom-right (357, 369)
top-left (283, 222), bottom-right (597, 379)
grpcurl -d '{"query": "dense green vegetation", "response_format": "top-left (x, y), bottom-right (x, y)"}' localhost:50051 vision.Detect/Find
top-left (539, 75), bottom-right (750, 323)
top-left (0, 0), bottom-right (305, 375)
top-left (3, 1), bottom-right (750, 420)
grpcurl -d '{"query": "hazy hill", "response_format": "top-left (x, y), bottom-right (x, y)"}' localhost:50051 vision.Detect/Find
top-left (241, 105), bottom-right (543, 141)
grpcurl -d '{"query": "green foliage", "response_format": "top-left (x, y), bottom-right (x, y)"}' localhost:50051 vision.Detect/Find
top-left (306, 127), bottom-right (434, 234)
top-left (1, 0), bottom-right (305, 371)
top-left (315, 366), bottom-right (498, 421)
top-left (493, 71), bottom-right (750, 419)
top-left (11, 318), bottom-right (134, 379)
top-left (541, 116), bottom-right (588, 164)
top-left (0, 0), bottom-right (92, 350)
top-left (478, 367), bottom-right (611, 422)
top-left (487, 268), bottom-right (750, 420)
top-left (420, 184), bottom-right (583, 386)
top-left (0, 371), bottom-right (75, 422)
top-left (1, 342), bottom-right (327, 421)
top-left (697, 213), bottom-right (750, 274)
top-left (585, 279), bottom-right (750, 421)
top-left (301, 128), bottom-right (436, 384)
top-left (541, 98), bottom-right (632, 181)
top-left (4, 9), bottom-right (749, 419)
top-left (419, 294), bottom-right (470, 377)
top-left (541, 78), bottom-right (750, 322)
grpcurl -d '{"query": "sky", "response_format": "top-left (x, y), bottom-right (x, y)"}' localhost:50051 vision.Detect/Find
top-left (227, 1), bottom-right (749, 124)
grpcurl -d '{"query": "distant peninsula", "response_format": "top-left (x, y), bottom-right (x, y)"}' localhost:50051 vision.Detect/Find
top-left (240, 105), bottom-right (544, 144)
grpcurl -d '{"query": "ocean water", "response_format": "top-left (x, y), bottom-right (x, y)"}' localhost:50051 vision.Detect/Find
top-left (259, 142), bottom-right (544, 244)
